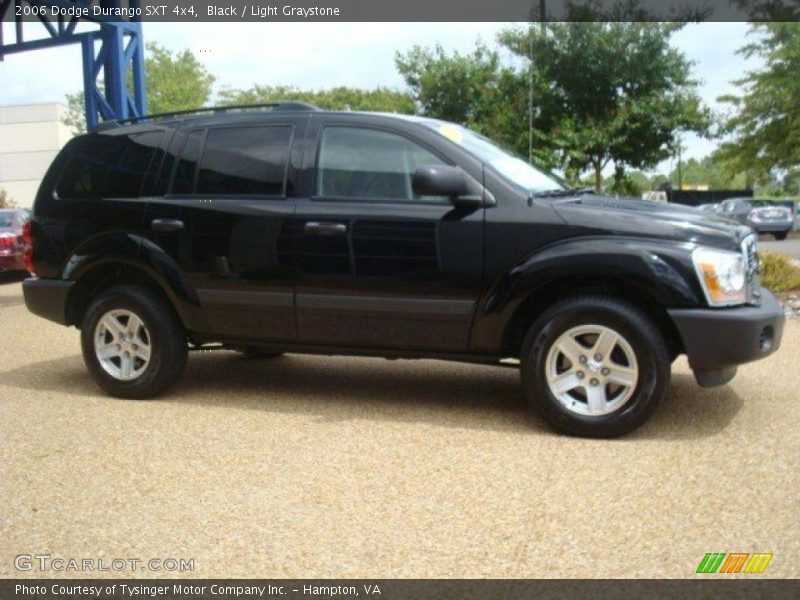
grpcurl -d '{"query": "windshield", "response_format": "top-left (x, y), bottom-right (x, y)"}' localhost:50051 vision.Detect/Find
top-left (425, 121), bottom-right (565, 193)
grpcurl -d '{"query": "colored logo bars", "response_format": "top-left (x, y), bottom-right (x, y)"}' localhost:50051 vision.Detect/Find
top-left (696, 552), bottom-right (773, 574)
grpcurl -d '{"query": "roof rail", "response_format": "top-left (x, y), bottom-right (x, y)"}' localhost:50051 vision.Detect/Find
top-left (91, 102), bottom-right (319, 131)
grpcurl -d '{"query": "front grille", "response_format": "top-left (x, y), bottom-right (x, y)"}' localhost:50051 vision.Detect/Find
top-left (742, 234), bottom-right (761, 304)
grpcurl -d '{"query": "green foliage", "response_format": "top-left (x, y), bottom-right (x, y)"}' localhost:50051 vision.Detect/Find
top-left (145, 42), bottom-right (215, 114)
top-left (731, 0), bottom-right (800, 20)
top-left (395, 44), bottom-right (537, 163)
top-left (718, 23), bottom-right (800, 187)
top-left (397, 22), bottom-right (711, 191)
top-left (758, 169), bottom-right (800, 196)
top-left (500, 22), bottom-right (712, 191)
top-left (606, 169), bottom-right (651, 197)
top-left (669, 155), bottom-right (749, 190)
top-left (760, 252), bottom-right (800, 293)
top-left (63, 42), bottom-right (216, 134)
top-left (562, 0), bottom-right (712, 21)
top-left (217, 85), bottom-right (415, 113)
top-left (0, 187), bottom-right (16, 209)
top-left (63, 92), bottom-right (87, 135)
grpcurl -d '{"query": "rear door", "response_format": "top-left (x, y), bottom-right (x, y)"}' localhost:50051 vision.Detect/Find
top-left (143, 117), bottom-right (305, 341)
top-left (290, 118), bottom-right (484, 352)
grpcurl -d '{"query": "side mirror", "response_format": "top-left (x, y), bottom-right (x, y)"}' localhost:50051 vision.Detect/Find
top-left (412, 165), bottom-right (482, 209)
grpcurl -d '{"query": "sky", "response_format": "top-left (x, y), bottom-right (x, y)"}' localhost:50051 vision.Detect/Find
top-left (0, 22), bottom-right (763, 175)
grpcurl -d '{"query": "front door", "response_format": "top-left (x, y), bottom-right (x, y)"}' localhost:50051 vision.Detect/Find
top-left (291, 121), bottom-right (484, 352)
top-left (143, 118), bottom-right (305, 341)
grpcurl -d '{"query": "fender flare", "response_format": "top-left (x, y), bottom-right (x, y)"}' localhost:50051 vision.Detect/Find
top-left (471, 236), bottom-right (701, 352)
top-left (60, 232), bottom-right (205, 331)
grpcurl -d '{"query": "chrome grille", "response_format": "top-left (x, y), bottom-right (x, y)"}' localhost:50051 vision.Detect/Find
top-left (742, 234), bottom-right (760, 304)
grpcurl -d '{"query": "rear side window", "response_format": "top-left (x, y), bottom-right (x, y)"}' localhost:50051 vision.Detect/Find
top-left (171, 125), bottom-right (293, 196)
top-left (56, 131), bottom-right (163, 199)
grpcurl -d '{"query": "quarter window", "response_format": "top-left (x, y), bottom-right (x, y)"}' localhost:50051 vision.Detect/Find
top-left (316, 127), bottom-right (448, 202)
top-left (57, 131), bottom-right (163, 199)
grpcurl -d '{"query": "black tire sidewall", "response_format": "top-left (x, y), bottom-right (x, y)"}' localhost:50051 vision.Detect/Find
top-left (521, 298), bottom-right (669, 437)
top-left (80, 286), bottom-right (186, 399)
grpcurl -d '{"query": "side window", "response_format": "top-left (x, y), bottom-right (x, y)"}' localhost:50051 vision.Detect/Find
top-left (172, 129), bottom-right (205, 195)
top-left (316, 127), bottom-right (448, 202)
top-left (195, 125), bottom-right (292, 196)
top-left (56, 131), bottom-right (163, 199)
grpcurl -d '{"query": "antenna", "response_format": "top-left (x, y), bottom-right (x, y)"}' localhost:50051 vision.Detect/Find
top-left (529, 1), bottom-right (546, 165)
top-left (528, 25), bottom-right (534, 165)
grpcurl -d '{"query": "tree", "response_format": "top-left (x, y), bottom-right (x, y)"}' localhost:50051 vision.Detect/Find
top-left (0, 187), bottom-right (16, 209)
top-left (217, 85), bottom-right (415, 113)
top-left (500, 22), bottom-right (712, 192)
top-left (717, 23), bottom-right (800, 187)
top-left (395, 44), bottom-right (541, 166)
top-left (64, 42), bottom-right (216, 134)
top-left (668, 155), bottom-right (748, 190)
top-left (396, 23), bottom-right (711, 192)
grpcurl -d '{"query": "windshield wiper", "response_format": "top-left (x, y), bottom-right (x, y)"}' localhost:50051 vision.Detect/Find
top-left (531, 187), bottom-right (595, 198)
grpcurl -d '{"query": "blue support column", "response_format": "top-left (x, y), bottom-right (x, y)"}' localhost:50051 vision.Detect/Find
top-left (102, 24), bottom-right (129, 122)
top-left (130, 24), bottom-right (148, 116)
top-left (1, 1), bottom-right (148, 129)
top-left (81, 34), bottom-right (99, 130)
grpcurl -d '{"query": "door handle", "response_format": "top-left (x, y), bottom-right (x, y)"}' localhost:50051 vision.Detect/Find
top-left (304, 221), bottom-right (347, 236)
top-left (151, 218), bottom-right (184, 232)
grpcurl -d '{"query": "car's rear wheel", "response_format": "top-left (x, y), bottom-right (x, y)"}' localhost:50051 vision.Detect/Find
top-left (520, 295), bottom-right (670, 437)
top-left (774, 231), bottom-right (788, 241)
top-left (81, 285), bottom-right (187, 398)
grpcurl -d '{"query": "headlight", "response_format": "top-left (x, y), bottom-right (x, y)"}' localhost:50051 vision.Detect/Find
top-left (692, 246), bottom-right (747, 306)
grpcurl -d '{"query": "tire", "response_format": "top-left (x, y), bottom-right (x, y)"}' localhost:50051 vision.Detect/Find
top-left (237, 347), bottom-right (283, 359)
top-left (520, 295), bottom-right (670, 438)
top-left (774, 231), bottom-right (788, 241)
top-left (80, 285), bottom-right (187, 399)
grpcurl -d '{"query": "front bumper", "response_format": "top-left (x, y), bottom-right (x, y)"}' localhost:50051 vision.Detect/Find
top-left (23, 277), bottom-right (75, 325)
top-left (668, 289), bottom-right (785, 387)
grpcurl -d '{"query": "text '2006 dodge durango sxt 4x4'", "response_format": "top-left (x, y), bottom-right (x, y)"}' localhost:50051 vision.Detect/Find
top-left (21, 103), bottom-right (785, 437)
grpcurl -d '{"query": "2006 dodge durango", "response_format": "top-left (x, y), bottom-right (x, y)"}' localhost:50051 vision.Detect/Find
top-left (21, 103), bottom-right (785, 436)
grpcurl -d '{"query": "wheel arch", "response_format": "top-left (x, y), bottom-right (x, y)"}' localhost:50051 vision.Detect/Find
top-left (471, 237), bottom-right (698, 356)
top-left (62, 241), bottom-right (206, 333)
top-left (501, 274), bottom-right (685, 359)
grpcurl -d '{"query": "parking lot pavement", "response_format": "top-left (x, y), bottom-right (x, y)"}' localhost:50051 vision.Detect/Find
top-left (1, 280), bottom-right (798, 579)
top-left (759, 234), bottom-right (800, 260)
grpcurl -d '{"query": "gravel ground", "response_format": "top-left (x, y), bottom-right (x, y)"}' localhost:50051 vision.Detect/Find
top-left (0, 280), bottom-right (798, 579)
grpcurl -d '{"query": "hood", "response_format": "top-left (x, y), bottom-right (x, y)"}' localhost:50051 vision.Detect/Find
top-left (550, 194), bottom-right (752, 251)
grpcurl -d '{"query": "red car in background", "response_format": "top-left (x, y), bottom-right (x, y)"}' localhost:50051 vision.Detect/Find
top-left (0, 209), bottom-right (29, 274)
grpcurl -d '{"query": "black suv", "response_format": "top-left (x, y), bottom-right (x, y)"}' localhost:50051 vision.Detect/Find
top-left (22, 103), bottom-right (785, 437)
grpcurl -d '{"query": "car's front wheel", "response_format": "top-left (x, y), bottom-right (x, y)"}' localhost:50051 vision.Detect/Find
top-left (81, 285), bottom-right (187, 398)
top-left (520, 296), bottom-right (670, 437)
top-left (774, 231), bottom-right (788, 241)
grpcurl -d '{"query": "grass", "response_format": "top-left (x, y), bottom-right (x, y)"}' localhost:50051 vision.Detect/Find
top-left (759, 251), bottom-right (800, 293)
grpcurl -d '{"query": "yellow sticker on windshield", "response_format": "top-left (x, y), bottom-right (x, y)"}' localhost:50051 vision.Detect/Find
top-left (439, 124), bottom-right (464, 144)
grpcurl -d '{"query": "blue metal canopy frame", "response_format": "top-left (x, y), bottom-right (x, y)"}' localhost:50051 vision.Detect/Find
top-left (0, 1), bottom-right (147, 129)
